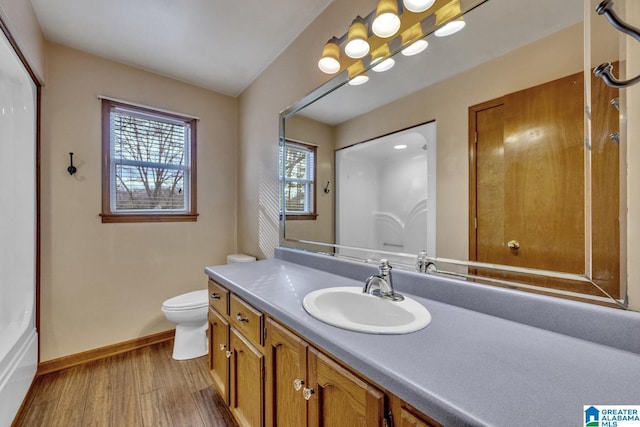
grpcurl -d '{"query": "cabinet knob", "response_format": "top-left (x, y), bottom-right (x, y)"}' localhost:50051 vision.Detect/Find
top-left (236, 312), bottom-right (249, 323)
top-left (293, 378), bottom-right (305, 391)
top-left (225, 350), bottom-right (233, 358)
top-left (219, 344), bottom-right (226, 351)
top-left (302, 387), bottom-right (315, 400)
top-left (210, 292), bottom-right (221, 300)
top-left (507, 240), bottom-right (520, 250)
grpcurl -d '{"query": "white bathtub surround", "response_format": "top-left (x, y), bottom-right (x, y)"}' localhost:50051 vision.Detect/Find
top-left (0, 26), bottom-right (39, 426)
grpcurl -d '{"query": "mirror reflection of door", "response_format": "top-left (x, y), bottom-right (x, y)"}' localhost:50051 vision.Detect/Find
top-left (469, 70), bottom-right (619, 298)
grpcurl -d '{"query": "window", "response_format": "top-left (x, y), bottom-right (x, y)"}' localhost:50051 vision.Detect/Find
top-left (101, 99), bottom-right (198, 223)
top-left (280, 141), bottom-right (317, 220)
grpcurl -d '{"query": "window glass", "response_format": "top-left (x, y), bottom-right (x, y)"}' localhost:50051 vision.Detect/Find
top-left (101, 100), bottom-right (197, 223)
top-left (281, 141), bottom-right (316, 219)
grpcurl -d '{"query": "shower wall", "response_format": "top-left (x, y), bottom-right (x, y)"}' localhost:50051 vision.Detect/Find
top-left (0, 23), bottom-right (38, 427)
top-left (336, 122), bottom-right (436, 259)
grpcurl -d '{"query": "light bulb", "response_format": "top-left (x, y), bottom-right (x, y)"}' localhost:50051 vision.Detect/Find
top-left (318, 38), bottom-right (341, 74)
top-left (372, 57), bottom-right (395, 72)
top-left (434, 19), bottom-right (466, 37)
top-left (345, 17), bottom-right (370, 59)
top-left (318, 57), bottom-right (340, 74)
top-left (348, 74), bottom-right (369, 86)
top-left (345, 39), bottom-right (370, 58)
top-left (372, 13), bottom-right (401, 38)
top-left (403, 0), bottom-right (436, 13)
top-left (402, 39), bottom-right (428, 56)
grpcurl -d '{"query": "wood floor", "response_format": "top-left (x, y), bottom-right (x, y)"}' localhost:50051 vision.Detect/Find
top-left (13, 340), bottom-right (238, 427)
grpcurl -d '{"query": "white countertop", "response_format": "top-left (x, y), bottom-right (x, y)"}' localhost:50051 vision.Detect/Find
top-left (205, 258), bottom-right (640, 426)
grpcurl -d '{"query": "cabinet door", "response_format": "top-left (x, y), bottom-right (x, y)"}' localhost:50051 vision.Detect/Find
top-left (264, 318), bottom-right (309, 427)
top-left (208, 307), bottom-right (230, 404)
top-left (392, 397), bottom-right (442, 427)
top-left (398, 408), bottom-right (436, 427)
top-left (230, 328), bottom-right (264, 427)
top-left (308, 348), bottom-right (384, 427)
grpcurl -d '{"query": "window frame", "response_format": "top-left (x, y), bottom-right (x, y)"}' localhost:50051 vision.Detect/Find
top-left (281, 140), bottom-right (318, 221)
top-left (100, 99), bottom-right (198, 223)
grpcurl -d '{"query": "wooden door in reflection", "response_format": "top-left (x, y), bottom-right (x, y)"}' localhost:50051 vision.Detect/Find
top-left (469, 71), bottom-right (620, 298)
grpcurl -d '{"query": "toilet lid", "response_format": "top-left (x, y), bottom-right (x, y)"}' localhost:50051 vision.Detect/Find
top-left (162, 289), bottom-right (208, 310)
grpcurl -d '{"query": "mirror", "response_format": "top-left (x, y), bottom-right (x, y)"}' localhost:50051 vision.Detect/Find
top-left (335, 121), bottom-right (437, 260)
top-left (280, 0), bottom-right (626, 306)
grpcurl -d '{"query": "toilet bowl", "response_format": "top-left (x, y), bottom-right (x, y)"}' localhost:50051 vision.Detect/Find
top-left (161, 289), bottom-right (208, 360)
top-left (162, 255), bottom-right (256, 360)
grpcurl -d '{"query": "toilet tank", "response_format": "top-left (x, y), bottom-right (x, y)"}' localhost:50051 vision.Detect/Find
top-left (227, 253), bottom-right (257, 264)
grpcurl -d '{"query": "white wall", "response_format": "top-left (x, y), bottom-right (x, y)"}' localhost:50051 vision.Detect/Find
top-left (336, 155), bottom-right (377, 254)
top-left (39, 43), bottom-right (238, 361)
top-left (237, 0), bottom-right (373, 259)
top-left (0, 0), bottom-right (45, 82)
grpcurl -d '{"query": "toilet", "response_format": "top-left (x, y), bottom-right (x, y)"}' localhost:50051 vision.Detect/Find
top-left (162, 253), bottom-right (256, 360)
top-left (161, 290), bottom-right (209, 360)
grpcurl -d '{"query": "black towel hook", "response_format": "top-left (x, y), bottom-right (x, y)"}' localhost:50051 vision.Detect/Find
top-left (67, 152), bottom-right (77, 175)
top-left (594, 0), bottom-right (640, 88)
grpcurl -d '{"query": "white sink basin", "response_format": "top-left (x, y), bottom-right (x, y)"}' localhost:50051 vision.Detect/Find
top-left (302, 287), bottom-right (432, 334)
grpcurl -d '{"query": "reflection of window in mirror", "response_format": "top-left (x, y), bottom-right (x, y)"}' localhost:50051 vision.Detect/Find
top-left (280, 141), bottom-right (318, 220)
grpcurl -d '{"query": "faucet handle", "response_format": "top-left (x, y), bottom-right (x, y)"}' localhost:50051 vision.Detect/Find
top-left (378, 259), bottom-right (391, 274)
top-left (416, 250), bottom-right (428, 273)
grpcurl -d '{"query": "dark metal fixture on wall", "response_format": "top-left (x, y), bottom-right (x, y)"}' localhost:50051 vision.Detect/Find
top-left (594, 0), bottom-right (640, 88)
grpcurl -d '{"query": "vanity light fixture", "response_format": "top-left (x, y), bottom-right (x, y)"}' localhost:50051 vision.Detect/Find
top-left (401, 23), bottom-right (429, 56)
top-left (402, 0), bottom-right (436, 13)
top-left (345, 16), bottom-right (370, 59)
top-left (372, 0), bottom-right (401, 38)
top-left (348, 61), bottom-right (370, 85)
top-left (318, 37), bottom-right (341, 74)
top-left (434, 0), bottom-right (466, 37)
top-left (402, 39), bottom-right (428, 56)
top-left (372, 57), bottom-right (395, 72)
top-left (317, 0), bottom-right (469, 75)
top-left (371, 44), bottom-right (396, 72)
top-left (348, 74), bottom-right (370, 85)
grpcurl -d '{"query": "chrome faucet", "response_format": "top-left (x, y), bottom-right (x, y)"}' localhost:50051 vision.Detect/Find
top-left (416, 250), bottom-right (429, 273)
top-left (363, 259), bottom-right (404, 301)
top-left (416, 250), bottom-right (437, 274)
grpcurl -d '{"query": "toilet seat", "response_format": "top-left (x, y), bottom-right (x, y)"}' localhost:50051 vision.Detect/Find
top-left (162, 289), bottom-right (208, 311)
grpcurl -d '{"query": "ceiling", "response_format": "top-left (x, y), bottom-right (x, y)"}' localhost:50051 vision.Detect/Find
top-left (29, 0), bottom-right (334, 96)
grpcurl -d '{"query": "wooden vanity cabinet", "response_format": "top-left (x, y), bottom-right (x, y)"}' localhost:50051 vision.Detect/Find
top-left (230, 328), bottom-right (264, 427)
top-left (208, 279), bottom-right (264, 427)
top-left (308, 347), bottom-right (385, 427)
top-left (392, 396), bottom-right (443, 427)
top-left (265, 319), bottom-right (385, 427)
top-left (230, 293), bottom-right (264, 348)
top-left (209, 279), bottom-right (230, 317)
top-left (264, 318), bottom-right (309, 427)
top-left (209, 279), bottom-right (438, 427)
top-left (208, 307), bottom-right (230, 404)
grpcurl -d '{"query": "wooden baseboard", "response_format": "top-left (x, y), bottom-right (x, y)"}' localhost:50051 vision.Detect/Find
top-left (36, 329), bottom-right (175, 376)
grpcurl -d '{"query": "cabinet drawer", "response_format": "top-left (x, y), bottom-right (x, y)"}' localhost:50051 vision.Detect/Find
top-left (209, 280), bottom-right (229, 317)
top-left (230, 294), bottom-right (263, 348)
